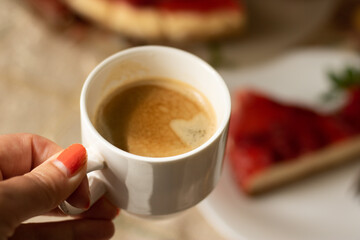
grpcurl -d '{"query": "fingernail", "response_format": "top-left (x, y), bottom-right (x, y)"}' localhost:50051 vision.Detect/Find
top-left (54, 144), bottom-right (87, 177)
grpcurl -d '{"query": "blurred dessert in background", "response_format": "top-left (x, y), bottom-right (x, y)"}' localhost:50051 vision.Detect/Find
top-left (25, 0), bottom-right (246, 43)
top-left (62, 0), bottom-right (245, 42)
top-left (228, 67), bottom-right (360, 195)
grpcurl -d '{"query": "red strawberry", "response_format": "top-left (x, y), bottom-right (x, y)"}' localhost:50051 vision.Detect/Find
top-left (287, 107), bottom-right (326, 154)
top-left (318, 115), bottom-right (356, 143)
top-left (266, 122), bottom-right (299, 161)
top-left (230, 91), bottom-right (288, 139)
top-left (229, 143), bottom-right (273, 191)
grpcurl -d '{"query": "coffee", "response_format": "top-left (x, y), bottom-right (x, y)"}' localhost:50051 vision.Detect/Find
top-left (95, 78), bottom-right (215, 157)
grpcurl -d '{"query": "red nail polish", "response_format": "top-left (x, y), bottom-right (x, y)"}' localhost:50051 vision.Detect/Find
top-left (57, 144), bottom-right (87, 176)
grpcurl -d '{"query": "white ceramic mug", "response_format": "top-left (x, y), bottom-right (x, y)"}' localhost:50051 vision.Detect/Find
top-left (59, 46), bottom-right (231, 216)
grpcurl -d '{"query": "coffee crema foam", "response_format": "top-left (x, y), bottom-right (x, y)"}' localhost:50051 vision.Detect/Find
top-left (95, 78), bottom-right (215, 157)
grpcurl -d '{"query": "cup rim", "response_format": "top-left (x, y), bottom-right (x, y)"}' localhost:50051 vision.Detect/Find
top-left (80, 45), bottom-right (231, 163)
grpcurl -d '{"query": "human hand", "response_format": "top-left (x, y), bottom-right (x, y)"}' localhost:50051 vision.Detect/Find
top-left (0, 133), bottom-right (119, 240)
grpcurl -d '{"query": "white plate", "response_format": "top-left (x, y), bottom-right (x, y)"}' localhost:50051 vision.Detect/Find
top-left (198, 49), bottom-right (360, 240)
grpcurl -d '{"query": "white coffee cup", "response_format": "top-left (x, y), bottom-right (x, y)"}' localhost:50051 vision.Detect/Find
top-left (59, 46), bottom-right (231, 216)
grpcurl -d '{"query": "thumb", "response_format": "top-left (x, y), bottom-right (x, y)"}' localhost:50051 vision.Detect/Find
top-left (0, 144), bottom-right (87, 236)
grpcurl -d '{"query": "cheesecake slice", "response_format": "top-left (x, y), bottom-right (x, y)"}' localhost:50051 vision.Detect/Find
top-left (62, 0), bottom-right (246, 42)
top-left (228, 89), bottom-right (360, 194)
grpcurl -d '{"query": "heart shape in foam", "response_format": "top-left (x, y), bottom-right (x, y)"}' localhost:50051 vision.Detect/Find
top-left (170, 113), bottom-right (214, 148)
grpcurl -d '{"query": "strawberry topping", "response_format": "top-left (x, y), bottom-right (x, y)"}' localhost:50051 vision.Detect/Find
top-left (228, 88), bottom-right (360, 192)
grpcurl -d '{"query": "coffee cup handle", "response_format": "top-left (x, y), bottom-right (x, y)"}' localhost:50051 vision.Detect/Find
top-left (58, 148), bottom-right (106, 215)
